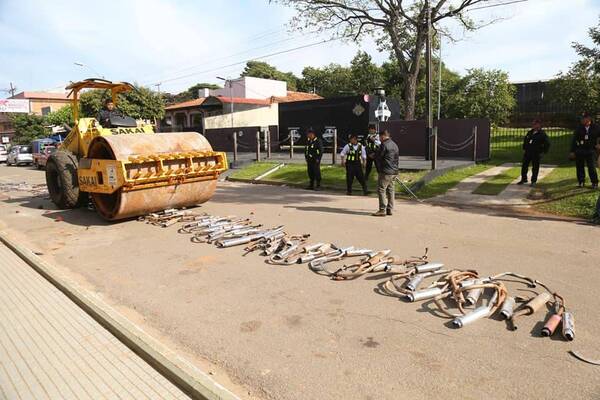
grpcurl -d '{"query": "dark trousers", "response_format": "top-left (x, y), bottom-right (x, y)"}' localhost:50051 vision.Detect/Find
top-left (575, 153), bottom-right (599, 185)
top-left (306, 160), bottom-right (321, 187)
top-left (346, 162), bottom-right (367, 194)
top-left (365, 158), bottom-right (375, 181)
top-left (521, 152), bottom-right (541, 182)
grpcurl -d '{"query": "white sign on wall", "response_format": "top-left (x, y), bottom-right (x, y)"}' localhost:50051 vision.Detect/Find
top-left (0, 99), bottom-right (30, 113)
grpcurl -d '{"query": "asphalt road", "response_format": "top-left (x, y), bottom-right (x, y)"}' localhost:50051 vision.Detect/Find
top-left (1, 164), bottom-right (599, 400)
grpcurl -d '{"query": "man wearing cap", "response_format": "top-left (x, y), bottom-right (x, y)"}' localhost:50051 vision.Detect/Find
top-left (372, 130), bottom-right (399, 216)
top-left (570, 113), bottom-right (599, 188)
top-left (518, 119), bottom-right (550, 187)
top-left (305, 128), bottom-right (323, 190)
top-left (341, 134), bottom-right (368, 196)
top-left (364, 123), bottom-right (380, 181)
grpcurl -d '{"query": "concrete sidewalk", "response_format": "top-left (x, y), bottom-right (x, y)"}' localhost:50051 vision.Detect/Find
top-left (0, 242), bottom-right (190, 400)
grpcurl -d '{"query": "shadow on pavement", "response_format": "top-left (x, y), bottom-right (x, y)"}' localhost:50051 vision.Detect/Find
top-left (284, 205), bottom-right (373, 216)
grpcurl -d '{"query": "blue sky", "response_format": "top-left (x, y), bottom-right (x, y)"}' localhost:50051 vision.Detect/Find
top-left (0, 0), bottom-right (599, 96)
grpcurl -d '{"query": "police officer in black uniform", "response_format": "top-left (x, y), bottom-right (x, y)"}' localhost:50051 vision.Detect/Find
top-left (518, 119), bottom-right (550, 187)
top-left (341, 134), bottom-right (368, 195)
top-left (96, 98), bottom-right (123, 128)
top-left (364, 123), bottom-right (380, 181)
top-left (570, 113), bottom-right (599, 188)
top-left (305, 127), bottom-right (323, 190)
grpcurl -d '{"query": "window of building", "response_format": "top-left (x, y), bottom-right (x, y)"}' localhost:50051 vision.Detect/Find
top-left (41, 106), bottom-right (52, 116)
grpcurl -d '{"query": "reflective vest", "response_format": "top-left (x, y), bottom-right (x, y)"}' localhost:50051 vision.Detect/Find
top-left (346, 143), bottom-right (362, 163)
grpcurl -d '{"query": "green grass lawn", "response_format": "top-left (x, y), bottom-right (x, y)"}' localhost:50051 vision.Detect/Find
top-left (229, 161), bottom-right (427, 194)
top-left (530, 164), bottom-right (599, 219)
top-left (415, 164), bottom-right (493, 198)
top-left (228, 162), bottom-right (279, 180)
top-left (472, 166), bottom-right (521, 195)
top-left (491, 127), bottom-right (572, 165)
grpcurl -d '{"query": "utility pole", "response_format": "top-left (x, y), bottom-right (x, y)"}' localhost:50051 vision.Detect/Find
top-left (9, 82), bottom-right (16, 97)
top-left (425, 2), bottom-right (436, 169)
top-left (437, 32), bottom-right (442, 121)
top-left (154, 83), bottom-right (161, 94)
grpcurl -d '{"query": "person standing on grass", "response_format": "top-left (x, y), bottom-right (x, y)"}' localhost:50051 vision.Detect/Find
top-left (518, 119), bottom-right (550, 187)
top-left (341, 134), bottom-right (368, 196)
top-left (570, 113), bottom-right (599, 189)
top-left (304, 127), bottom-right (323, 191)
top-left (372, 130), bottom-right (399, 217)
top-left (364, 123), bottom-right (380, 181)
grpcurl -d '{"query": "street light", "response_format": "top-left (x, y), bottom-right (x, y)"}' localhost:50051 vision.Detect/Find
top-left (216, 76), bottom-right (234, 130)
top-left (74, 62), bottom-right (104, 78)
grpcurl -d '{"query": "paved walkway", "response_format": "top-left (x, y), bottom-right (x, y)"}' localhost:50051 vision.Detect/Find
top-left (0, 242), bottom-right (190, 400)
top-left (437, 163), bottom-right (555, 206)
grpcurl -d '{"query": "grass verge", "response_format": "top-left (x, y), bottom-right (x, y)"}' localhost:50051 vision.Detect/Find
top-left (228, 162), bottom-right (427, 194)
top-left (228, 162), bottom-right (279, 180)
top-left (530, 165), bottom-right (599, 219)
top-left (472, 166), bottom-right (521, 195)
top-left (415, 164), bottom-right (493, 199)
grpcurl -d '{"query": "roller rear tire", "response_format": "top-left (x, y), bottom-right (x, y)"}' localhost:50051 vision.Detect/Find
top-left (45, 150), bottom-right (84, 209)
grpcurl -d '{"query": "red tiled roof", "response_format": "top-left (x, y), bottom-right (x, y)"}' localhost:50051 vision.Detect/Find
top-left (217, 96), bottom-right (271, 105)
top-left (11, 92), bottom-right (71, 100)
top-left (165, 98), bottom-right (205, 110)
top-left (272, 91), bottom-right (322, 103)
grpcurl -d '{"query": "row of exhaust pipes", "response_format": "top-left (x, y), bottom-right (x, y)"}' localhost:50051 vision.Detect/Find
top-left (139, 209), bottom-right (576, 343)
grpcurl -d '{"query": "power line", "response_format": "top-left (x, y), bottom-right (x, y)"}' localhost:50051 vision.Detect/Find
top-left (468, 0), bottom-right (529, 11)
top-left (151, 36), bottom-right (344, 86)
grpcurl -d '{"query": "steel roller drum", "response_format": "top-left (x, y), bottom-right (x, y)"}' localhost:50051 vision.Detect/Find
top-left (87, 132), bottom-right (218, 220)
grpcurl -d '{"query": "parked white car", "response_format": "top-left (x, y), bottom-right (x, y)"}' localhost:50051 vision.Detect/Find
top-left (0, 144), bottom-right (7, 163)
top-left (6, 145), bottom-right (33, 166)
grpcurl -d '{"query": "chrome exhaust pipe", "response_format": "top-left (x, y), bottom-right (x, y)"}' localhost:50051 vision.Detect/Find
top-left (562, 312), bottom-right (575, 341)
top-left (499, 297), bottom-right (515, 320)
top-left (465, 288), bottom-right (483, 306)
top-left (406, 274), bottom-right (425, 291)
top-left (407, 287), bottom-right (443, 302)
top-left (415, 262), bottom-right (444, 274)
top-left (453, 292), bottom-right (498, 328)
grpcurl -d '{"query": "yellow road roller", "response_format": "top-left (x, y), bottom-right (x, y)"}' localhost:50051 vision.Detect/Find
top-left (45, 78), bottom-right (227, 220)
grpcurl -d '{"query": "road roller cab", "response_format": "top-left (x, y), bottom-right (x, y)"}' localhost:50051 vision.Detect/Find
top-left (45, 78), bottom-right (227, 220)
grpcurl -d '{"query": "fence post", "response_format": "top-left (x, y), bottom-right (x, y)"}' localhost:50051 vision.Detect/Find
top-left (332, 128), bottom-right (337, 165)
top-left (290, 131), bottom-right (294, 159)
top-left (431, 126), bottom-right (438, 170)
top-left (266, 129), bottom-right (271, 159)
top-left (472, 125), bottom-right (478, 162)
top-left (232, 131), bottom-right (238, 165)
top-left (256, 130), bottom-right (261, 162)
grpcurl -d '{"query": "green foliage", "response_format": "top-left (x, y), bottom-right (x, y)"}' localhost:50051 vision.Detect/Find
top-left (445, 68), bottom-right (516, 125)
top-left (349, 51), bottom-right (383, 94)
top-left (298, 64), bottom-right (354, 97)
top-left (9, 113), bottom-right (47, 144)
top-left (167, 83), bottom-right (221, 104)
top-left (79, 85), bottom-right (165, 120)
top-left (45, 105), bottom-right (74, 126)
top-left (241, 61), bottom-right (299, 91)
top-left (546, 19), bottom-right (600, 114)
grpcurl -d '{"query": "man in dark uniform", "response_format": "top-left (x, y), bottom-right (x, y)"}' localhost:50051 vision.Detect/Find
top-left (364, 123), bottom-right (380, 181)
top-left (305, 128), bottom-right (323, 190)
top-left (96, 98), bottom-right (123, 128)
top-left (570, 113), bottom-right (599, 188)
top-left (341, 134), bottom-right (368, 195)
top-left (518, 119), bottom-right (550, 187)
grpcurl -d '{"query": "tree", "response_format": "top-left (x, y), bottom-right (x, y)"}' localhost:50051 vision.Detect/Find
top-left (273, 0), bottom-right (492, 120)
top-left (546, 18), bottom-right (600, 114)
top-left (45, 105), bottom-right (74, 127)
top-left (79, 85), bottom-right (165, 121)
top-left (168, 83), bottom-right (221, 104)
top-left (241, 61), bottom-right (299, 90)
top-left (445, 68), bottom-right (515, 125)
top-left (298, 64), bottom-right (354, 97)
top-left (350, 51), bottom-right (383, 94)
top-left (10, 113), bottom-right (47, 144)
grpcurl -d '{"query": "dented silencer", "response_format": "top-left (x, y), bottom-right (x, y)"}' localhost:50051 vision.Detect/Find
top-left (541, 313), bottom-right (562, 337)
top-left (407, 287), bottom-right (443, 302)
top-left (415, 262), bottom-right (444, 274)
top-left (499, 297), bottom-right (515, 320)
top-left (562, 312), bottom-right (575, 341)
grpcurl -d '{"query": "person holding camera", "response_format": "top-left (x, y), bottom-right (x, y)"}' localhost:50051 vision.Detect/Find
top-left (372, 130), bottom-right (399, 217)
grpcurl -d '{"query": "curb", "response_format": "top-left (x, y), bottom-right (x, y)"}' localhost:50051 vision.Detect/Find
top-left (0, 231), bottom-right (240, 400)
